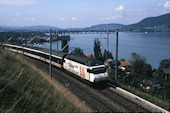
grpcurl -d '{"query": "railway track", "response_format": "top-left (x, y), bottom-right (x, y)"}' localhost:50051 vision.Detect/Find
top-left (26, 56), bottom-right (116, 112)
top-left (99, 88), bottom-right (149, 112)
top-left (23, 55), bottom-right (151, 112)
top-left (51, 66), bottom-right (116, 112)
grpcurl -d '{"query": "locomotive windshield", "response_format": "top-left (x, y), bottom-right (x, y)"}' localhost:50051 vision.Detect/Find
top-left (88, 67), bottom-right (106, 74)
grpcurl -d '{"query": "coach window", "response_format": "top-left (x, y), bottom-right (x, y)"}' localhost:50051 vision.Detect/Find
top-left (91, 67), bottom-right (106, 74)
top-left (87, 69), bottom-right (92, 73)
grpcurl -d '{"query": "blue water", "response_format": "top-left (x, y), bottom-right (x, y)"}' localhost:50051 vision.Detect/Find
top-left (39, 32), bottom-right (170, 69)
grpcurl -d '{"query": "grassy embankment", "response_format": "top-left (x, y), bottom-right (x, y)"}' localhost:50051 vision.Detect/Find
top-left (0, 48), bottom-right (88, 112)
top-left (109, 71), bottom-right (170, 111)
top-left (119, 84), bottom-right (170, 111)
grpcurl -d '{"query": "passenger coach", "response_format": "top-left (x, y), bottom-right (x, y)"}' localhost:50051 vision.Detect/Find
top-left (4, 43), bottom-right (108, 83)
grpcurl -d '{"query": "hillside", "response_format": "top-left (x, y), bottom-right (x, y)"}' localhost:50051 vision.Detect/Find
top-left (84, 23), bottom-right (125, 31)
top-left (122, 13), bottom-right (170, 32)
top-left (0, 47), bottom-right (87, 112)
top-left (0, 25), bottom-right (60, 31)
top-left (0, 13), bottom-right (170, 32)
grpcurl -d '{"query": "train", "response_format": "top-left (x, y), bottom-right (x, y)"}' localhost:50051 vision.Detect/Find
top-left (4, 43), bottom-right (108, 83)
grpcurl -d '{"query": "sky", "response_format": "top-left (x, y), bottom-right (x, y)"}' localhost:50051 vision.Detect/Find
top-left (0, 0), bottom-right (170, 28)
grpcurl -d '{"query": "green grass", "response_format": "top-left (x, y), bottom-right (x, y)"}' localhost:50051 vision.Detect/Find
top-left (0, 48), bottom-right (81, 112)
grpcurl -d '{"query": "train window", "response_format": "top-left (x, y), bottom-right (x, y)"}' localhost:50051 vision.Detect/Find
top-left (37, 52), bottom-right (40, 56)
top-left (91, 67), bottom-right (106, 74)
top-left (12, 47), bottom-right (16, 49)
top-left (51, 57), bottom-right (62, 64)
top-left (25, 49), bottom-right (31, 54)
top-left (87, 69), bottom-right (92, 73)
top-left (41, 54), bottom-right (45, 58)
top-left (52, 57), bottom-right (57, 62)
top-left (42, 54), bottom-right (48, 59)
top-left (59, 59), bottom-right (62, 64)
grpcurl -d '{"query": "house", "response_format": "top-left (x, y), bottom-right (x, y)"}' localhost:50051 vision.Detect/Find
top-left (163, 68), bottom-right (170, 81)
top-left (140, 79), bottom-right (161, 90)
top-left (119, 61), bottom-right (131, 75)
top-left (120, 61), bottom-right (131, 71)
top-left (84, 54), bottom-right (94, 59)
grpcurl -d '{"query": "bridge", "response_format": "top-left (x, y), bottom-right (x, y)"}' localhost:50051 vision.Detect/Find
top-left (53, 29), bottom-right (116, 35)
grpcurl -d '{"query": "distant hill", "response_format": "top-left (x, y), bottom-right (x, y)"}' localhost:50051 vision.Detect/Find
top-left (0, 25), bottom-right (61, 31)
top-left (22, 26), bottom-right (61, 31)
top-left (122, 13), bottom-right (170, 32)
top-left (0, 13), bottom-right (170, 32)
top-left (84, 23), bottom-right (125, 31)
top-left (65, 28), bottom-right (84, 31)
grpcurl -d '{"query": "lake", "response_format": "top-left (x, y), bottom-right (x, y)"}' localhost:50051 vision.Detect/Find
top-left (38, 32), bottom-right (170, 69)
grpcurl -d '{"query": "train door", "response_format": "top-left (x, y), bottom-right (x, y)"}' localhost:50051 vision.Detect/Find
top-left (80, 66), bottom-right (85, 79)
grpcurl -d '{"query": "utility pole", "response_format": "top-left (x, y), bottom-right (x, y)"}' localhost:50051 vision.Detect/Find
top-left (107, 28), bottom-right (109, 51)
top-left (115, 28), bottom-right (119, 83)
top-left (49, 29), bottom-right (52, 80)
top-left (164, 85), bottom-right (167, 101)
top-left (56, 30), bottom-right (58, 51)
top-left (21, 31), bottom-right (24, 56)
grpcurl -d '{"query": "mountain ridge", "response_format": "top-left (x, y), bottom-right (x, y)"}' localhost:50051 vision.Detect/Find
top-left (0, 25), bottom-right (60, 31)
top-left (0, 13), bottom-right (170, 32)
top-left (122, 13), bottom-right (170, 32)
top-left (84, 23), bottom-right (125, 31)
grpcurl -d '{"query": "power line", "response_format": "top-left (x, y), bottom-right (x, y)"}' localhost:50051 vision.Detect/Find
top-left (118, 39), bottom-right (170, 45)
top-left (70, 38), bottom-right (81, 48)
top-left (129, 49), bottom-right (170, 57)
top-left (117, 45), bottom-right (170, 50)
top-left (70, 34), bottom-right (170, 45)
top-left (110, 38), bottom-right (170, 45)
top-left (102, 42), bottom-right (170, 51)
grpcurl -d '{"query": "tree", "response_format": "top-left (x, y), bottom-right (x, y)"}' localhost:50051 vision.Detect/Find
top-left (156, 58), bottom-right (170, 81)
top-left (94, 39), bottom-right (113, 62)
top-left (0, 33), bottom-right (6, 47)
top-left (131, 52), bottom-right (146, 63)
top-left (132, 60), bottom-right (145, 75)
top-left (143, 63), bottom-right (152, 78)
top-left (71, 47), bottom-right (84, 55)
top-left (130, 52), bottom-right (152, 78)
top-left (159, 58), bottom-right (170, 69)
top-left (130, 52), bottom-right (146, 76)
top-left (94, 38), bottom-right (103, 61)
top-left (120, 59), bottom-right (125, 61)
top-left (156, 67), bottom-right (164, 81)
top-left (103, 49), bottom-right (113, 61)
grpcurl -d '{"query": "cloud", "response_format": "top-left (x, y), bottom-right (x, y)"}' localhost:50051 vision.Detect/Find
top-left (101, 14), bottom-right (122, 20)
top-left (115, 5), bottom-right (124, 11)
top-left (72, 17), bottom-right (79, 21)
top-left (158, 3), bottom-right (162, 6)
top-left (12, 18), bottom-right (17, 22)
top-left (58, 18), bottom-right (67, 21)
top-left (16, 12), bottom-right (21, 16)
top-left (0, 0), bottom-right (38, 6)
top-left (24, 17), bottom-right (35, 21)
top-left (164, 1), bottom-right (170, 8)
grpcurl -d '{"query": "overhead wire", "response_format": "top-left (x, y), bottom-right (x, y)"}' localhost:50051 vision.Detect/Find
top-left (68, 33), bottom-right (170, 55)
top-left (70, 34), bottom-right (170, 45)
top-left (118, 39), bottom-right (170, 45)
top-left (117, 45), bottom-right (170, 50)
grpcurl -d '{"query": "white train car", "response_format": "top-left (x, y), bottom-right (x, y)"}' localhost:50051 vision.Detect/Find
top-left (4, 44), bottom-right (66, 69)
top-left (64, 54), bottom-right (108, 83)
top-left (4, 44), bottom-right (108, 83)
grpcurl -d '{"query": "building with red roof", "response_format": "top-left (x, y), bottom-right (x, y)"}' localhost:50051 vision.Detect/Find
top-left (120, 61), bottom-right (132, 71)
